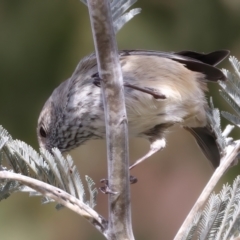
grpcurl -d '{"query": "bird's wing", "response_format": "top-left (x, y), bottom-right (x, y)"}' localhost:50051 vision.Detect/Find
top-left (120, 49), bottom-right (229, 82)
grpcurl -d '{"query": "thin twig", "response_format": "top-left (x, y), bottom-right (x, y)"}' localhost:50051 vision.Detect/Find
top-left (87, 0), bottom-right (134, 239)
top-left (174, 140), bottom-right (240, 240)
top-left (0, 171), bottom-right (108, 236)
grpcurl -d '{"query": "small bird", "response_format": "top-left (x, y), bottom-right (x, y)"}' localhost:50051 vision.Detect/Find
top-left (37, 49), bottom-right (229, 169)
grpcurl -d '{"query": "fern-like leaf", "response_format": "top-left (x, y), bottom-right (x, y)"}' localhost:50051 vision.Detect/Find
top-left (81, 0), bottom-right (141, 33)
top-left (66, 154), bottom-right (85, 202)
top-left (181, 213), bottom-right (201, 240)
top-left (229, 56), bottom-right (240, 80)
top-left (198, 193), bottom-right (221, 240)
top-left (220, 57), bottom-right (240, 127)
top-left (222, 112), bottom-right (240, 128)
top-left (85, 175), bottom-right (98, 209)
top-left (181, 177), bottom-right (240, 240)
top-left (207, 98), bottom-right (229, 153)
top-left (220, 176), bottom-right (240, 240)
top-left (0, 125), bottom-right (94, 209)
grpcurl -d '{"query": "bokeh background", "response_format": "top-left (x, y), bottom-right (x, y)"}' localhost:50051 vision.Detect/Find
top-left (1, 0), bottom-right (240, 239)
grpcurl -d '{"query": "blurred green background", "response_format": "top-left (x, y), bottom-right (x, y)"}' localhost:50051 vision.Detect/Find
top-left (1, 0), bottom-right (240, 239)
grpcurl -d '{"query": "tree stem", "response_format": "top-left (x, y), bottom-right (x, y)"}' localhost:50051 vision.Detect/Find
top-left (87, 0), bottom-right (134, 239)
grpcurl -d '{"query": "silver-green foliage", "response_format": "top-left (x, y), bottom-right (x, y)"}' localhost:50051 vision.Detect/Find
top-left (182, 177), bottom-right (240, 240)
top-left (182, 57), bottom-right (240, 240)
top-left (81, 0), bottom-right (141, 33)
top-left (220, 56), bottom-right (240, 127)
top-left (0, 125), bottom-right (99, 209)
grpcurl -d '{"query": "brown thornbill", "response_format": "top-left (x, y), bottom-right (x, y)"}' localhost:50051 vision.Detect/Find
top-left (37, 49), bottom-right (229, 169)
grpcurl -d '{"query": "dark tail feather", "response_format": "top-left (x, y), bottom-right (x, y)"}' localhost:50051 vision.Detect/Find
top-left (184, 126), bottom-right (221, 169)
top-left (176, 50), bottom-right (230, 66)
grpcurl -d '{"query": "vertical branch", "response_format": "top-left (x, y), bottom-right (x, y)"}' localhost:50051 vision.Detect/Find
top-left (87, 1), bottom-right (134, 239)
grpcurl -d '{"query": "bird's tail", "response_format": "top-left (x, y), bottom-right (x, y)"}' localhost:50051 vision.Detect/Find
top-left (184, 126), bottom-right (221, 169)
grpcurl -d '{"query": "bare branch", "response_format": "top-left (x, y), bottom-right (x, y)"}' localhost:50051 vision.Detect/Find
top-left (0, 171), bottom-right (108, 237)
top-left (87, 0), bottom-right (133, 239)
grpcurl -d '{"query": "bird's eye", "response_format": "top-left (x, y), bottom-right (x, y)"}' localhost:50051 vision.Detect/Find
top-left (39, 126), bottom-right (47, 138)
